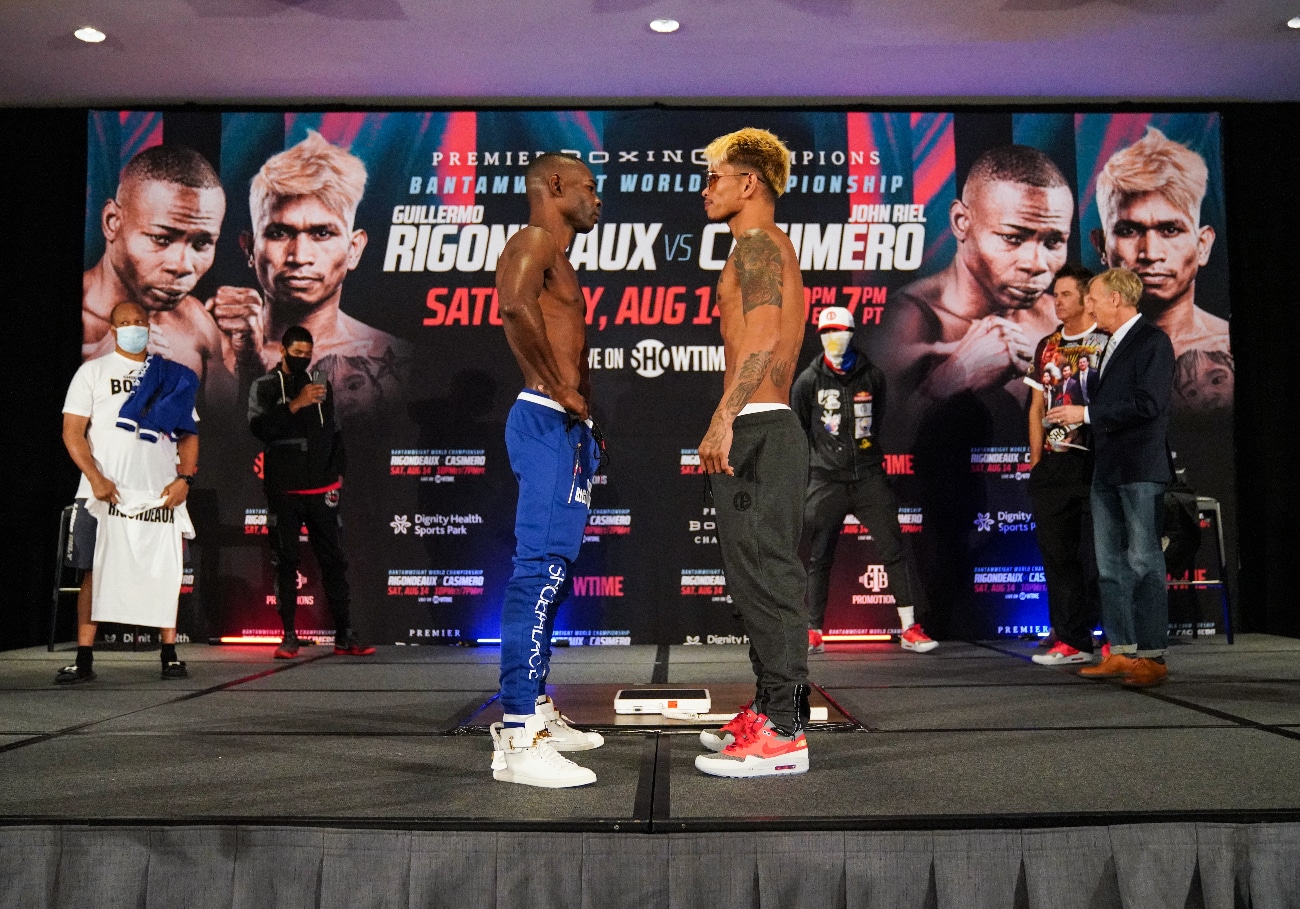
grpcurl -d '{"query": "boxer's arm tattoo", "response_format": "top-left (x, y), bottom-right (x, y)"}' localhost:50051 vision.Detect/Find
top-left (723, 350), bottom-right (773, 417)
top-left (734, 229), bottom-right (783, 314)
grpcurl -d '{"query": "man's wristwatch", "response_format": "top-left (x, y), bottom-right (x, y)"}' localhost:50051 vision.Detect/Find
top-left (176, 474), bottom-right (196, 487)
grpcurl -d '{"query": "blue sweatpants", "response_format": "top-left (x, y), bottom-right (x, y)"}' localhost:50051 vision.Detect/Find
top-left (498, 391), bottom-right (598, 717)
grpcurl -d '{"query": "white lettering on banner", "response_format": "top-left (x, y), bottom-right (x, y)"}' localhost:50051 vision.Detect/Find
top-left (391, 205), bottom-right (486, 225)
top-left (631, 339), bottom-right (725, 378)
top-left (384, 222), bottom-right (663, 273)
top-left (698, 222), bottom-right (926, 272)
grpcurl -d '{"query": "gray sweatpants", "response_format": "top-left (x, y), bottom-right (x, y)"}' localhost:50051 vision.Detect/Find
top-left (710, 408), bottom-right (811, 733)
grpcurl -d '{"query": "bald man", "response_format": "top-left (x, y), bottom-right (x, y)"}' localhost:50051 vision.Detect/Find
top-left (82, 145), bottom-right (233, 408)
top-left (489, 152), bottom-right (605, 789)
top-left (60, 301), bottom-right (199, 685)
top-left (873, 145), bottom-right (1074, 444)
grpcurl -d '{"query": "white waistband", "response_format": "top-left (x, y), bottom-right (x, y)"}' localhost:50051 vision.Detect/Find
top-left (737, 402), bottom-right (790, 416)
top-left (517, 389), bottom-right (567, 413)
top-left (517, 390), bottom-right (594, 427)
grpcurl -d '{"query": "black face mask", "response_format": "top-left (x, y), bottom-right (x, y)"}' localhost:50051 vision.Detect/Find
top-left (284, 355), bottom-right (312, 376)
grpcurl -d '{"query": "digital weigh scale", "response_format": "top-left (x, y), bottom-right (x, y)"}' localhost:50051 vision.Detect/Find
top-left (614, 688), bottom-right (828, 722)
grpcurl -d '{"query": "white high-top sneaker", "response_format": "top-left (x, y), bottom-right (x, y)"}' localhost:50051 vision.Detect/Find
top-left (536, 695), bottom-right (604, 751)
top-left (490, 714), bottom-right (597, 788)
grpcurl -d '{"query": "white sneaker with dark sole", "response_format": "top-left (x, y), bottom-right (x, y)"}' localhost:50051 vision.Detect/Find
top-left (490, 715), bottom-right (596, 788)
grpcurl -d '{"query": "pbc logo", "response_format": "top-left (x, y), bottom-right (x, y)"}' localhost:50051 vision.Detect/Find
top-left (858, 565), bottom-right (889, 592)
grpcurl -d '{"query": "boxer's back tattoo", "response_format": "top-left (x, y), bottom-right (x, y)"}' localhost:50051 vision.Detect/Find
top-left (734, 229), bottom-right (784, 314)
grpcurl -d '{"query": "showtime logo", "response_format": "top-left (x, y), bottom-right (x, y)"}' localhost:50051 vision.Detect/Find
top-left (630, 339), bottom-right (726, 378)
top-left (571, 576), bottom-right (625, 597)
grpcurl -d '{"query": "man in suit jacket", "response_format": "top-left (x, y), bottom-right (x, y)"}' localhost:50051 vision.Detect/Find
top-left (1045, 268), bottom-right (1176, 687)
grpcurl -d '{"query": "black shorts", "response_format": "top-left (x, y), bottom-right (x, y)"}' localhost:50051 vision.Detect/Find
top-left (67, 498), bottom-right (97, 571)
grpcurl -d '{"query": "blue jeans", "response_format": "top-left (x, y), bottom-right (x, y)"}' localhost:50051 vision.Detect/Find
top-left (1090, 480), bottom-right (1168, 657)
top-left (498, 392), bottom-right (598, 717)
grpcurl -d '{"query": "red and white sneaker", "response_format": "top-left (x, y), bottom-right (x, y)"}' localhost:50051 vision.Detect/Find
top-left (699, 703), bottom-right (761, 752)
top-left (808, 629), bottom-right (825, 654)
top-left (695, 717), bottom-right (809, 778)
top-left (1031, 641), bottom-right (1090, 666)
top-left (900, 624), bottom-right (939, 653)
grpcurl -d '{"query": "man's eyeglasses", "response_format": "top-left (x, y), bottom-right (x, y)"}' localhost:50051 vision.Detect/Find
top-left (705, 171), bottom-right (754, 188)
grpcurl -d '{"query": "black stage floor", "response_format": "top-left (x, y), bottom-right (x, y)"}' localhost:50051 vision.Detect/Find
top-left (3, 635), bottom-right (1300, 907)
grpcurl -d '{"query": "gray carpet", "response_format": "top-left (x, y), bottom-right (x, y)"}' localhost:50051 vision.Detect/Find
top-left (4, 636), bottom-right (1300, 908)
top-left (2, 635), bottom-right (1299, 826)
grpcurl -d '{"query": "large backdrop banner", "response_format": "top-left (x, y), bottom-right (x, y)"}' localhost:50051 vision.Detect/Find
top-left (82, 108), bottom-right (1233, 646)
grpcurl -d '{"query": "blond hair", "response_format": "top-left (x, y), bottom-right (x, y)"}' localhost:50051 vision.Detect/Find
top-left (704, 128), bottom-right (792, 198)
top-left (1095, 268), bottom-right (1144, 309)
top-left (1096, 127), bottom-right (1208, 228)
top-left (250, 130), bottom-right (367, 230)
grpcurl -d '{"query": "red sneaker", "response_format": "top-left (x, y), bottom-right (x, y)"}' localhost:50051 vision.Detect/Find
top-left (695, 717), bottom-right (809, 778)
top-left (699, 703), bottom-right (761, 752)
top-left (1031, 641), bottom-right (1089, 666)
top-left (333, 633), bottom-right (376, 656)
top-left (808, 629), bottom-right (825, 654)
top-left (900, 624), bottom-right (939, 653)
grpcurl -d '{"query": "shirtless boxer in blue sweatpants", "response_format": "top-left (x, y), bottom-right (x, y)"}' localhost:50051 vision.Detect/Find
top-left (489, 152), bottom-right (606, 788)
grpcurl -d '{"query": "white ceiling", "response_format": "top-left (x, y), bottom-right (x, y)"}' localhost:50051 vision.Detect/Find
top-left (2, 0), bottom-right (1298, 107)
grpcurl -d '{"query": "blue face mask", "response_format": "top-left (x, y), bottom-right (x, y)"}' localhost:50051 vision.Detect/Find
top-left (115, 325), bottom-right (149, 355)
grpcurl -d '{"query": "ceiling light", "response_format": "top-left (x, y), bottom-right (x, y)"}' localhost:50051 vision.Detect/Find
top-left (1288, 16), bottom-right (1300, 28)
top-left (649, 18), bottom-right (680, 34)
top-left (74, 27), bottom-right (107, 43)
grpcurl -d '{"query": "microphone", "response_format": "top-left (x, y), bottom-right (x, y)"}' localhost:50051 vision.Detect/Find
top-left (310, 370), bottom-right (325, 425)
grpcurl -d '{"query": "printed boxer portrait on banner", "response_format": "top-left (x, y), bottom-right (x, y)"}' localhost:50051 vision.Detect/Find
top-left (82, 144), bottom-right (235, 408)
top-left (1090, 127), bottom-right (1232, 412)
top-left (208, 130), bottom-right (411, 422)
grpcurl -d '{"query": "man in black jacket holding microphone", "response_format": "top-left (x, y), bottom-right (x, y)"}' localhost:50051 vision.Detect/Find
top-left (249, 325), bottom-right (375, 658)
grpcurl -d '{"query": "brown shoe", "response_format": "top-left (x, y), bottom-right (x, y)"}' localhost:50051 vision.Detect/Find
top-left (1078, 652), bottom-right (1140, 678)
top-left (1121, 658), bottom-right (1168, 688)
